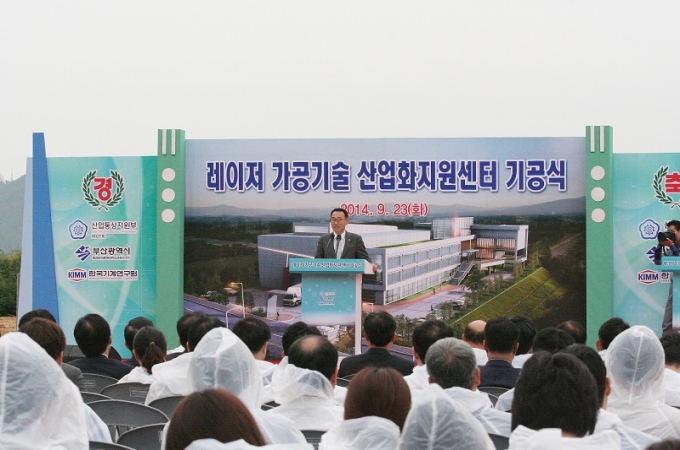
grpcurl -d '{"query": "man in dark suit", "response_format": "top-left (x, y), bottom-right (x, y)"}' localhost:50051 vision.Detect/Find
top-left (338, 311), bottom-right (413, 378)
top-left (315, 207), bottom-right (377, 273)
top-left (478, 317), bottom-right (521, 389)
top-left (67, 313), bottom-right (133, 380)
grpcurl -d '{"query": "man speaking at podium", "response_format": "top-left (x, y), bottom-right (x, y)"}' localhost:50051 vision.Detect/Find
top-left (315, 207), bottom-right (378, 273)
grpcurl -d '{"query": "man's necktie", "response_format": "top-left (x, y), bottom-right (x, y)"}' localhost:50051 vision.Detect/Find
top-left (335, 235), bottom-right (342, 258)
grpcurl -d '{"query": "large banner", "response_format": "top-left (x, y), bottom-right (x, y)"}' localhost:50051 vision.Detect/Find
top-left (613, 155), bottom-right (680, 331)
top-left (184, 137), bottom-right (586, 350)
top-left (46, 156), bottom-right (157, 351)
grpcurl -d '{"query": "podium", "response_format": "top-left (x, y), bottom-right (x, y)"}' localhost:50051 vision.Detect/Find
top-left (661, 257), bottom-right (680, 329)
top-left (289, 258), bottom-right (373, 355)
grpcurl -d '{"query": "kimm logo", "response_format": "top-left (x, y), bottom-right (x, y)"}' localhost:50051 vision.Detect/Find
top-left (637, 269), bottom-right (659, 285)
top-left (67, 268), bottom-right (88, 282)
top-left (653, 166), bottom-right (680, 209)
top-left (82, 170), bottom-right (125, 211)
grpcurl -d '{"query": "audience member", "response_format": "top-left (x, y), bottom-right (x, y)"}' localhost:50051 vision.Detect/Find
top-left (166, 311), bottom-right (208, 360)
top-left (17, 309), bottom-right (83, 383)
top-left (562, 344), bottom-right (659, 450)
top-left (67, 313), bottom-right (133, 380)
top-left (190, 327), bottom-right (305, 444)
top-left (0, 332), bottom-right (89, 449)
top-left (165, 389), bottom-right (267, 449)
top-left (427, 337), bottom-right (512, 437)
top-left (397, 383), bottom-right (494, 450)
top-left (338, 311), bottom-right (413, 378)
top-left (404, 319), bottom-right (454, 395)
top-left (479, 317), bottom-right (521, 389)
top-left (509, 351), bottom-right (621, 448)
top-left (660, 331), bottom-right (680, 407)
top-left (122, 316), bottom-right (154, 366)
top-left (269, 335), bottom-right (344, 431)
top-left (233, 317), bottom-right (276, 386)
top-left (118, 326), bottom-right (167, 384)
top-left (319, 367), bottom-right (410, 449)
top-left (607, 326), bottom-right (680, 439)
top-left (647, 440), bottom-right (680, 450)
top-left (145, 316), bottom-right (225, 404)
top-left (597, 317), bottom-right (630, 360)
top-left (262, 321), bottom-right (323, 404)
top-left (510, 315), bottom-right (537, 368)
top-left (19, 318), bottom-right (112, 443)
top-left (557, 320), bottom-right (587, 344)
top-left (462, 319), bottom-right (488, 365)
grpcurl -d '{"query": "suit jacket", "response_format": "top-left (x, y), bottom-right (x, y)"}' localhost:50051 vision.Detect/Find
top-left (67, 354), bottom-right (134, 380)
top-left (315, 232), bottom-right (371, 262)
top-left (62, 362), bottom-right (83, 384)
top-left (338, 348), bottom-right (413, 379)
top-left (478, 359), bottom-right (521, 389)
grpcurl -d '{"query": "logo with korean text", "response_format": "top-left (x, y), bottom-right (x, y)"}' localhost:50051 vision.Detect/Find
top-left (82, 170), bottom-right (125, 211)
top-left (637, 269), bottom-right (659, 285)
top-left (653, 166), bottom-right (680, 209)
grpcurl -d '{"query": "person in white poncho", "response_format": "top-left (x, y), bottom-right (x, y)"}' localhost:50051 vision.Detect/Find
top-left (118, 325), bottom-right (167, 384)
top-left (509, 351), bottom-right (621, 449)
top-left (0, 332), bottom-right (89, 449)
top-left (403, 319), bottom-right (453, 397)
top-left (267, 335), bottom-right (344, 431)
top-left (319, 366), bottom-right (411, 450)
top-left (397, 383), bottom-right (495, 450)
top-left (426, 337), bottom-right (512, 437)
top-left (606, 325), bottom-right (680, 440)
top-left (189, 327), bottom-right (306, 445)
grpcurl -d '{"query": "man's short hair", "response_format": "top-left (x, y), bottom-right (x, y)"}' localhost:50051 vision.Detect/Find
top-left (124, 316), bottom-right (154, 349)
top-left (512, 352), bottom-right (599, 437)
top-left (561, 344), bottom-right (607, 406)
top-left (363, 311), bottom-right (396, 347)
top-left (463, 322), bottom-right (485, 345)
top-left (232, 317), bottom-right (272, 355)
top-left (287, 335), bottom-right (338, 381)
top-left (484, 317), bottom-right (520, 354)
top-left (281, 322), bottom-right (322, 355)
top-left (330, 207), bottom-right (348, 219)
top-left (74, 313), bottom-right (111, 357)
top-left (412, 320), bottom-right (454, 361)
top-left (177, 312), bottom-right (208, 348)
top-left (19, 317), bottom-right (66, 360)
top-left (510, 316), bottom-right (537, 355)
top-left (532, 327), bottom-right (575, 353)
top-left (187, 317), bottom-right (225, 352)
top-left (557, 320), bottom-right (586, 344)
top-left (426, 338), bottom-right (477, 390)
top-left (667, 220), bottom-right (680, 233)
top-left (660, 331), bottom-right (680, 367)
top-left (18, 308), bottom-right (56, 329)
top-left (598, 317), bottom-right (630, 350)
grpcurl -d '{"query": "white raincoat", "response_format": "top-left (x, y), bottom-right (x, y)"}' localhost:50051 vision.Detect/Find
top-left (594, 408), bottom-right (659, 450)
top-left (118, 365), bottom-right (155, 384)
top-left (0, 332), bottom-right (88, 449)
top-left (268, 363), bottom-right (344, 431)
top-left (319, 416), bottom-right (400, 450)
top-left (444, 386), bottom-right (512, 437)
top-left (606, 326), bottom-right (680, 439)
top-left (508, 425), bottom-right (621, 449)
top-left (397, 383), bottom-right (495, 450)
top-left (403, 363), bottom-right (429, 396)
top-left (190, 328), bottom-right (306, 445)
top-left (262, 356), bottom-right (346, 406)
top-left (663, 367), bottom-right (680, 407)
top-left (145, 352), bottom-right (193, 405)
top-left (185, 438), bottom-right (312, 450)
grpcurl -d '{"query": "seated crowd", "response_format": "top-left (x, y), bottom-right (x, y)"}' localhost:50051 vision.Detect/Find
top-left (7, 307), bottom-right (680, 449)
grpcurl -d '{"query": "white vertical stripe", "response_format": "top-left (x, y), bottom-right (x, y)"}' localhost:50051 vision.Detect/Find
top-left (171, 129), bottom-right (176, 155)
top-left (590, 126), bottom-right (595, 153)
top-left (161, 129), bottom-right (167, 155)
top-left (600, 126), bottom-right (605, 153)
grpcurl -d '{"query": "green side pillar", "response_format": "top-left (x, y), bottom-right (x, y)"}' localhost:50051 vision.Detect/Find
top-left (585, 126), bottom-right (614, 346)
top-left (155, 129), bottom-right (186, 345)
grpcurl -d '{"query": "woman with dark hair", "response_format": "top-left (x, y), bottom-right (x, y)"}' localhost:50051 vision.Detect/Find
top-left (118, 326), bottom-right (167, 384)
top-left (319, 366), bottom-right (411, 449)
top-left (165, 389), bottom-right (266, 449)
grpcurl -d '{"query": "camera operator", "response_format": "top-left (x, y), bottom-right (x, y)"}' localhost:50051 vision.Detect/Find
top-left (655, 220), bottom-right (680, 333)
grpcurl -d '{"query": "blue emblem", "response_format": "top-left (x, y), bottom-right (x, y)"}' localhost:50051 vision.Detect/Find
top-left (639, 219), bottom-right (660, 240)
top-left (74, 245), bottom-right (90, 261)
top-left (69, 220), bottom-right (88, 240)
top-left (646, 246), bottom-right (659, 261)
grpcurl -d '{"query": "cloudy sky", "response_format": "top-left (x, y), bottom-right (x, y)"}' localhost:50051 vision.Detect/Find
top-left (2, 1), bottom-right (680, 181)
